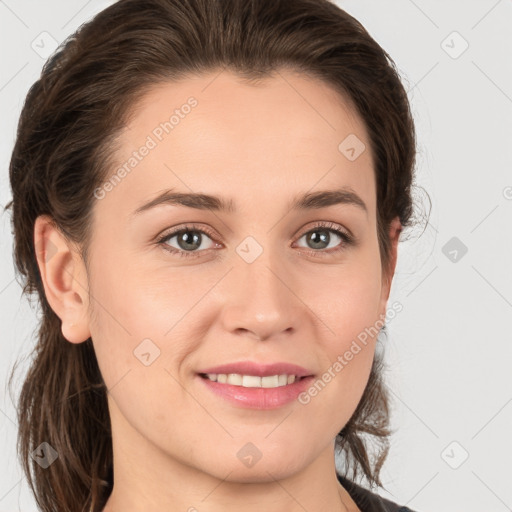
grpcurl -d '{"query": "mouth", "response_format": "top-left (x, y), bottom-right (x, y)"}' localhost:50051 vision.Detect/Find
top-left (196, 372), bottom-right (316, 409)
top-left (198, 372), bottom-right (312, 388)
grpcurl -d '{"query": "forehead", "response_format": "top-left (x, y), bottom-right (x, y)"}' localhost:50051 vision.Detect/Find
top-left (97, 69), bottom-right (375, 220)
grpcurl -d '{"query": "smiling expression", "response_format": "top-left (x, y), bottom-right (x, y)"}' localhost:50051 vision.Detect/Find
top-left (74, 67), bottom-right (397, 484)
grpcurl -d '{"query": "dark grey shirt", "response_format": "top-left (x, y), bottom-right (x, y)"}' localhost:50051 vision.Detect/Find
top-left (337, 474), bottom-right (418, 512)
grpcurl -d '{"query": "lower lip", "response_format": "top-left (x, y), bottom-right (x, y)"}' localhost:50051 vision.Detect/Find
top-left (197, 374), bottom-right (315, 409)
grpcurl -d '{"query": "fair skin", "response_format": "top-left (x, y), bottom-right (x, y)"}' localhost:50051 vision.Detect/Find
top-left (34, 68), bottom-right (401, 512)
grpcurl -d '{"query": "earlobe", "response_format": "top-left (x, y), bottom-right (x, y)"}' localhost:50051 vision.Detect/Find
top-left (33, 215), bottom-right (91, 344)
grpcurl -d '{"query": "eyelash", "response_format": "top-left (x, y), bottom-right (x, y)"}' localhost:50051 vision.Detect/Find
top-left (156, 221), bottom-right (354, 259)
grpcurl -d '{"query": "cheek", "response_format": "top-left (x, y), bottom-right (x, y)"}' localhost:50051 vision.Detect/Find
top-left (299, 252), bottom-right (383, 403)
top-left (302, 251), bottom-right (383, 344)
top-left (296, 275), bottom-right (380, 441)
top-left (86, 246), bottom-right (213, 393)
top-left (87, 241), bottom-right (188, 336)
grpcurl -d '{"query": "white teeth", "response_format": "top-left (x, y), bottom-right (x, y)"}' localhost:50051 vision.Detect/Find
top-left (204, 373), bottom-right (298, 388)
top-left (242, 375), bottom-right (262, 387)
top-left (278, 374), bottom-right (288, 386)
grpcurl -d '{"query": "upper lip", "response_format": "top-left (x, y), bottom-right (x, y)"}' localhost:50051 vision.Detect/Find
top-left (198, 361), bottom-right (314, 378)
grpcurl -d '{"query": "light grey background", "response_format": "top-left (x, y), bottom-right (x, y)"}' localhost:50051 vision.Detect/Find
top-left (1, 1), bottom-right (511, 511)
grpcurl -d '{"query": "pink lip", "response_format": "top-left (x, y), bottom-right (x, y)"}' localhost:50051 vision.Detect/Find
top-left (197, 361), bottom-right (314, 378)
top-left (197, 374), bottom-right (315, 409)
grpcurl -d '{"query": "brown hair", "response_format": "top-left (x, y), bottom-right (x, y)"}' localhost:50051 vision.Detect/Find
top-left (4, 0), bottom-right (420, 510)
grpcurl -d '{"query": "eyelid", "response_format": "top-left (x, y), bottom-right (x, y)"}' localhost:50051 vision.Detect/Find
top-left (156, 223), bottom-right (220, 256)
top-left (296, 220), bottom-right (353, 240)
top-left (157, 223), bottom-right (218, 242)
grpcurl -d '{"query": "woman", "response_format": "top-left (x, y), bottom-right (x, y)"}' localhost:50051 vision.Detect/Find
top-left (5, 0), bottom-right (422, 510)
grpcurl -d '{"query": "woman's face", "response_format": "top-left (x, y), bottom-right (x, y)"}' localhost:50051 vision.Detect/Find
top-left (74, 69), bottom-right (399, 484)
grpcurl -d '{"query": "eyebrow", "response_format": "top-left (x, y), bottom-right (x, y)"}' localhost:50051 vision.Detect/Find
top-left (131, 187), bottom-right (368, 217)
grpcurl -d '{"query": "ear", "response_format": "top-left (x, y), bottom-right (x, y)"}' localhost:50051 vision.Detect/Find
top-left (34, 215), bottom-right (91, 344)
top-left (378, 216), bottom-right (402, 317)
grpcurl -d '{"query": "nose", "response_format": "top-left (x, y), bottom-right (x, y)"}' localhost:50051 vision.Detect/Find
top-left (219, 247), bottom-right (304, 341)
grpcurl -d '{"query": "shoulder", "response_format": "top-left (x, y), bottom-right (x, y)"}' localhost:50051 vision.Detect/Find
top-left (337, 473), bottom-right (419, 512)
